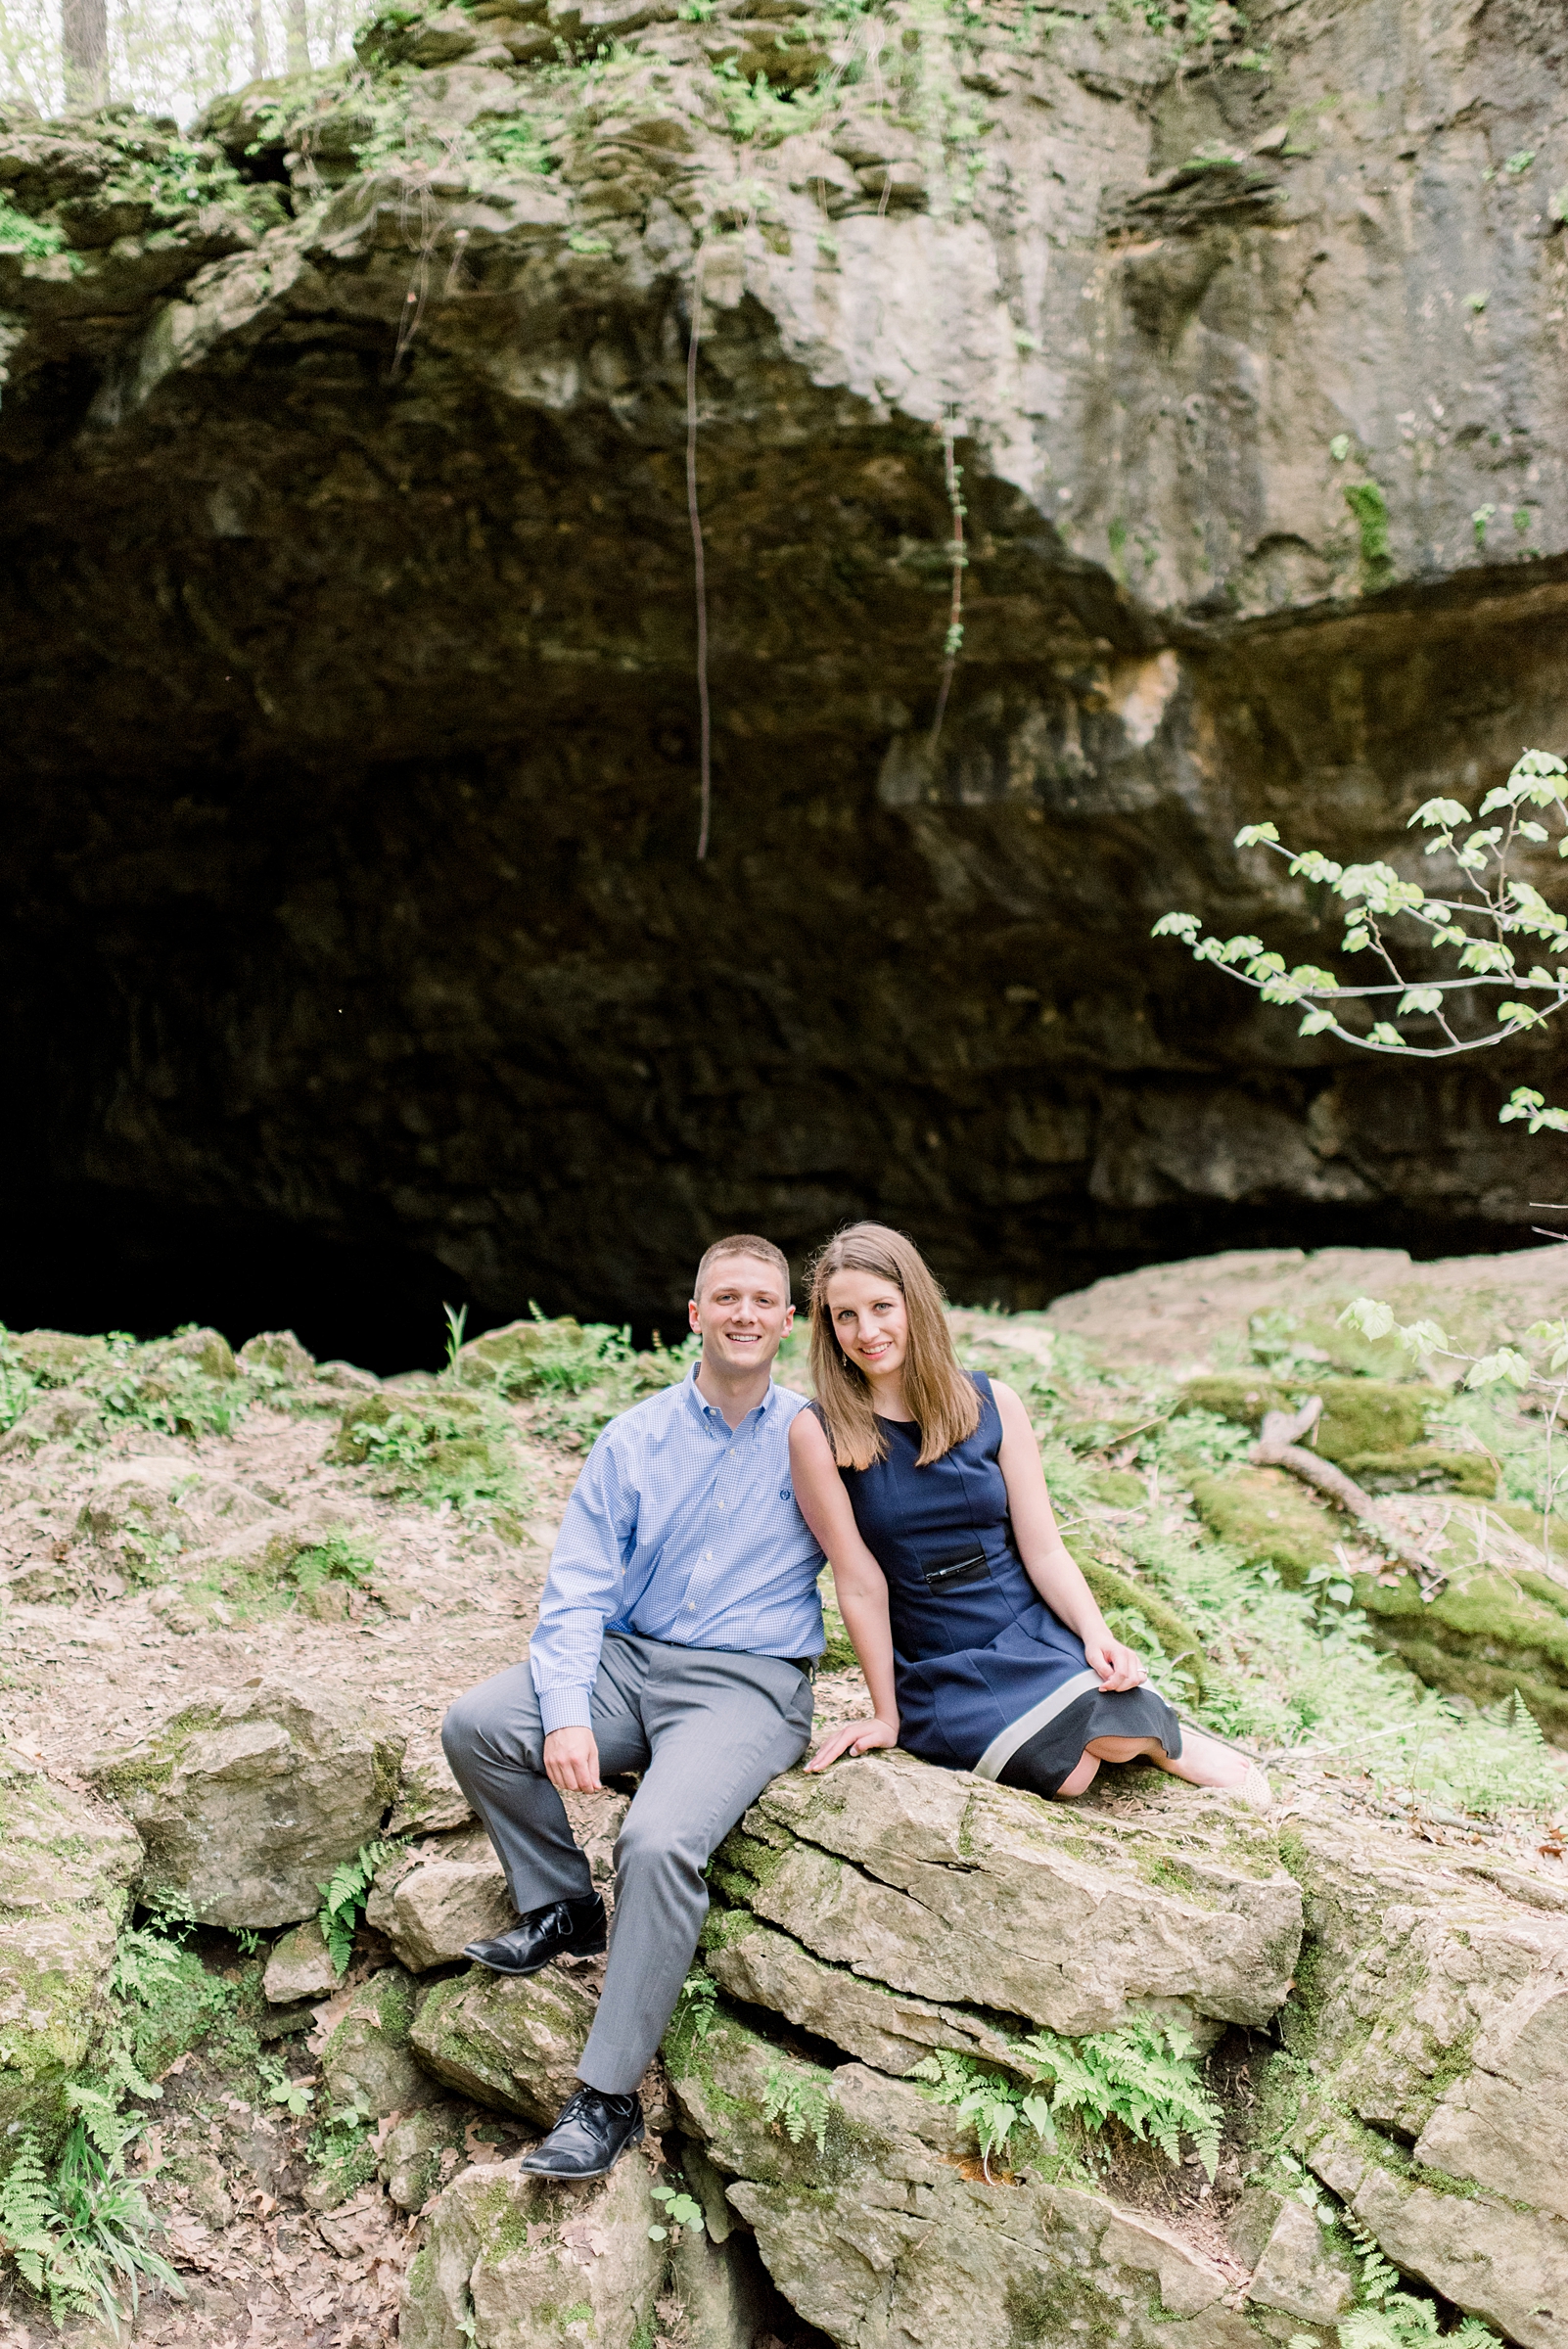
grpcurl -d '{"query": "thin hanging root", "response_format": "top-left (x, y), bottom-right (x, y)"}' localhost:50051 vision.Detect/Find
top-left (927, 415), bottom-right (966, 753)
top-left (686, 250), bottom-right (712, 861)
top-left (1251, 1398), bottom-right (1448, 1596)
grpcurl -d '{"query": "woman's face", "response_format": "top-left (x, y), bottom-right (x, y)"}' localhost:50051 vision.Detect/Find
top-left (824, 1268), bottom-right (909, 1382)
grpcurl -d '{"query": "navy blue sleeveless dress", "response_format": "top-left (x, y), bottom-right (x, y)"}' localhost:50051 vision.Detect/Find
top-left (829, 1372), bottom-right (1181, 1795)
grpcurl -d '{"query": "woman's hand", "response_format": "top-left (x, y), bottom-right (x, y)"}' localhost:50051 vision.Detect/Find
top-left (1083, 1634), bottom-right (1147, 1692)
top-left (805, 1716), bottom-right (899, 1773)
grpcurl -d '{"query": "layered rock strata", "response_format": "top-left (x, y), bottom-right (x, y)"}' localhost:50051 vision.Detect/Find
top-left (1, 0), bottom-right (1567, 1325)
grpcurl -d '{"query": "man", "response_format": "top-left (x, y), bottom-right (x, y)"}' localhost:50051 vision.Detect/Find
top-left (441, 1236), bottom-right (823, 2182)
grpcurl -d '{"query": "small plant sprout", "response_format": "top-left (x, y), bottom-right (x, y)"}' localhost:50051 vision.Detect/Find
top-left (1154, 746), bottom-right (1568, 1129)
top-left (1329, 433), bottom-right (1352, 461)
top-left (442, 1301), bottom-right (470, 1369)
top-left (649, 2180), bottom-right (706, 2238)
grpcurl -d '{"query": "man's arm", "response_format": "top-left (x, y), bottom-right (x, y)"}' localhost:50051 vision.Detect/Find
top-left (530, 1430), bottom-right (637, 1792)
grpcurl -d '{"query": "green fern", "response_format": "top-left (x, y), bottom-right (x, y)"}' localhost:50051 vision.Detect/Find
top-left (913, 2013), bottom-right (1222, 2177)
top-left (318, 1838), bottom-right (397, 1973)
top-left (0, 2122), bottom-right (182, 2329)
top-left (761, 2060), bottom-right (831, 2153)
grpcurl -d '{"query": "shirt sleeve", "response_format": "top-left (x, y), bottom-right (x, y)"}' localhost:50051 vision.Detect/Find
top-left (529, 1425), bottom-right (638, 1733)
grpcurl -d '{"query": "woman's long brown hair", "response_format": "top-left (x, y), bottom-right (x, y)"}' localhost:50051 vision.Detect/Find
top-left (807, 1223), bottom-right (982, 1470)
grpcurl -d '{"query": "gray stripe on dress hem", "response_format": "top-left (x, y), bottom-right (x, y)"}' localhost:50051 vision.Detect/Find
top-left (971, 1669), bottom-right (1103, 1782)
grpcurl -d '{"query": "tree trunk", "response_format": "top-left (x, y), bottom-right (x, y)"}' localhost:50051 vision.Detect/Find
top-left (251, 0), bottom-right (269, 80)
top-left (285, 0), bottom-right (308, 72)
top-left (62, 0), bottom-right (108, 108)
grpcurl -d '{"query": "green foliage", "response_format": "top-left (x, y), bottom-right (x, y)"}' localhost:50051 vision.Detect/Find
top-left (0, 1329), bottom-right (38, 1431)
top-left (649, 2180), bottom-right (705, 2237)
top-left (0, 2121), bottom-right (181, 2330)
top-left (0, 192), bottom-right (71, 260)
top-left (292, 1527), bottom-right (379, 1594)
top-left (318, 1839), bottom-right (398, 1973)
top-left (911, 2048), bottom-right (1056, 2165)
top-left (673, 1969), bottom-right (719, 2044)
top-left (1336, 2218), bottom-right (1500, 2349)
top-left (1342, 479), bottom-right (1393, 587)
top-left (99, 1345), bottom-right (248, 1442)
top-left (761, 2058), bottom-right (832, 2152)
top-left (913, 2012), bottom-right (1222, 2177)
top-left (256, 2051), bottom-right (315, 2118)
top-left (1155, 745), bottom-right (1568, 1130)
top-left (306, 2102), bottom-right (379, 2202)
top-left (337, 1389), bottom-right (528, 1514)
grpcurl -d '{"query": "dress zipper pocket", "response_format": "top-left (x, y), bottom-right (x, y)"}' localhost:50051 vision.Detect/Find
top-left (921, 1550), bottom-right (992, 1592)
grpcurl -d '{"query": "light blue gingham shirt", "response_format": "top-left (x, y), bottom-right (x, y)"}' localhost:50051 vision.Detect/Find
top-left (529, 1363), bottom-right (825, 1732)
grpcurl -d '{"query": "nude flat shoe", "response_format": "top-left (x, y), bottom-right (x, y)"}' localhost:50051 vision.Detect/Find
top-left (1238, 1764), bottom-right (1273, 1811)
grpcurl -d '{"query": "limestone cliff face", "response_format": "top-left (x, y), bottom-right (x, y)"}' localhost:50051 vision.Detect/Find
top-left (2, 0), bottom-right (1567, 1334)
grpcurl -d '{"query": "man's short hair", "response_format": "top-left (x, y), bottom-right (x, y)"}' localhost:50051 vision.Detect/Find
top-left (693, 1234), bottom-right (791, 1301)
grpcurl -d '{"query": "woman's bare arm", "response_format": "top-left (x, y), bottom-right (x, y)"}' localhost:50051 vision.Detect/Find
top-left (992, 1379), bottom-right (1146, 1692)
top-left (788, 1410), bottom-right (900, 1768)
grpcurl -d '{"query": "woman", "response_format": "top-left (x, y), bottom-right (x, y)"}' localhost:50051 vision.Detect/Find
top-left (790, 1222), bottom-right (1268, 1806)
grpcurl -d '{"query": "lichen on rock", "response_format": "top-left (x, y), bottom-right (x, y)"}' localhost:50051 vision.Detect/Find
top-left (89, 1672), bottom-right (404, 1926)
top-left (0, 1745), bottom-right (142, 2159)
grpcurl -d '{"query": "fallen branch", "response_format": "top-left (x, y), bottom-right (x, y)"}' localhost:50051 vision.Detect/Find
top-left (1251, 1398), bottom-right (1448, 1597)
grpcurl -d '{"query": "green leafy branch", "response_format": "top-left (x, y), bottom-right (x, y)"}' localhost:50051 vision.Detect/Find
top-left (1340, 1298), bottom-right (1568, 1568)
top-left (1154, 746), bottom-right (1568, 1129)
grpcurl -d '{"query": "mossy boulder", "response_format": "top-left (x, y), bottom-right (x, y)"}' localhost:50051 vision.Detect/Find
top-left (0, 1747), bottom-right (142, 2160)
top-left (237, 1329), bottom-right (315, 1382)
top-left (666, 2006), bottom-right (1250, 2349)
top-left (322, 1964), bottom-right (442, 2120)
top-left (5, 1329), bottom-right (112, 1386)
top-left (1177, 1374), bottom-right (1438, 1463)
top-left (329, 1387), bottom-right (487, 1464)
top-left (379, 2100), bottom-right (470, 2213)
top-left (399, 2150), bottom-right (666, 2349)
top-left (1278, 1813), bottom-right (1568, 2347)
top-left (1187, 1466), bottom-right (1342, 1588)
top-left (715, 1753), bottom-right (1301, 2035)
top-left (1341, 1449), bottom-right (1497, 1498)
top-left (447, 1316), bottom-right (586, 1391)
top-left (1068, 1549), bottom-right (1208, 1698)
top-left (90, 1674), bottom-right (404, 1926)
top-left (409, 1962), bottom-right (596, 2124)
top-left (1354, 1566), bottom-right (1568, 1744)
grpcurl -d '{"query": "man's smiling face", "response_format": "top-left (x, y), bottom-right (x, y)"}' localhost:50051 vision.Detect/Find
top-left (688, 1254), bottom-right (795, 1375)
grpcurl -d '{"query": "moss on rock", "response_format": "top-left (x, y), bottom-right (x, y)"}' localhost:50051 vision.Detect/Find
top-left (1186, 1468), bottom-right (1341, 1587)
top-left (1353, 1565), bottom-right (1568, 1740)
top-left (1177, 1376), bottom-right (1438, 1462)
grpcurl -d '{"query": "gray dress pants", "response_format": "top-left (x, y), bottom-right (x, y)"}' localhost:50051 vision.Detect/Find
top-left (440, 1631), bottom-right (815, 2097)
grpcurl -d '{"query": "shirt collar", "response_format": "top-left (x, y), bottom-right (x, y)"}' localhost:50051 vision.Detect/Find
top-left (683, 1359), bottom-right (776, 1430)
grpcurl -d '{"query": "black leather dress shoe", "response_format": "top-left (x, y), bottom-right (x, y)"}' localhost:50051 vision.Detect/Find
top-left (462, 1893), bottom-right (607, 1976)
top-left (520, 2087), bottom-right (643, 2181)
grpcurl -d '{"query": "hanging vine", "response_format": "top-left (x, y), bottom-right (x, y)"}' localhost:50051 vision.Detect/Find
top-left (685, 249), bottom-right (713, 861)
top-left (928, 412), bottom-right (966, 751)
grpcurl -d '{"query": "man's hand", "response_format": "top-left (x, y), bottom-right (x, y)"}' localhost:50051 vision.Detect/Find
top-left (804, 1716), bottom-right (899, 1773)
top-left (1083, 1634), bottom-right (1147, 1692)
top-left (543, 1726), bottom-right (602, 1792)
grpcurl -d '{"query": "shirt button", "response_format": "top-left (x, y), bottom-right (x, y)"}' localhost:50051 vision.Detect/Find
top-left (687, 1600), bottom-right (696, 1611)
